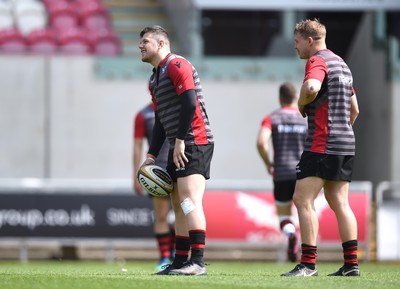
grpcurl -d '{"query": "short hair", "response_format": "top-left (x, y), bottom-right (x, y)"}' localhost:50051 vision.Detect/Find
top-left (140, 25), bottom-right (169, 40)
top-left (294, 18), bottom-right (326, 41)
top-left (279, 82), bottom-right (297, 104)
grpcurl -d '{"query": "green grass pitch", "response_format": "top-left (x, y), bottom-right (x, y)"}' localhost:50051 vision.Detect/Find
top-left (0, 260), bottom-right (399, 289)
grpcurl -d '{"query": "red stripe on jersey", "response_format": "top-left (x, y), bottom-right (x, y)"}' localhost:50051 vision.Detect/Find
top-left (311, 101), bottom-right (329, 153)
top-left (192, 99), bottom-right (208, 145)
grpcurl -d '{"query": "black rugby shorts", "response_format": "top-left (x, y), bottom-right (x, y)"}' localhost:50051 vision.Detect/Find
top-left (274, 180), bottom-right (296, 203)
top-left (296, 151), bottom-right (354, 181)
top-left (167, 143), bottom-right (214, 181)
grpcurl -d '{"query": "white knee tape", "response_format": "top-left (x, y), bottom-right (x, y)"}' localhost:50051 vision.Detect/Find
top-left (180, 197), bottom-right (196, 216)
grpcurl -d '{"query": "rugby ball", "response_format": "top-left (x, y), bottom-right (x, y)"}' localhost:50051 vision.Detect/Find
top-left (137, 165), bottom-right (173, 197)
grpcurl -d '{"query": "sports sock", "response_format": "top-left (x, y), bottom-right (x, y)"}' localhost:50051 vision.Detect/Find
top-left (342, 239), bottom-right (358, 267)
top-left (169, 228), bottom-right (176, 253)
top-left (300, 243), bottom-right (317, 270)
top-left (173, 235), bottom-right (190, 267)
top-left (280, 218), bottom-right (296, 237)
top-left (155, 232), bottom-right (172, 259)
top-left (189, 229), bottom-right (206, 266)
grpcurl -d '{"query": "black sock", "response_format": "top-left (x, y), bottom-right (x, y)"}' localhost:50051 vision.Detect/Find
top-left (300, 243), bottom-right (317, 270)
top-left (342, 239), bottom-right (358, 268)
top-left (189, 230), bottom-right (206, 266)
top-left (172, 235), bottom-right (190, 267)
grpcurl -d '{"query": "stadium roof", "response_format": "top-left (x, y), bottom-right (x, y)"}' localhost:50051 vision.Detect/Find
top-left (193, 0), bottom-right (400, 11)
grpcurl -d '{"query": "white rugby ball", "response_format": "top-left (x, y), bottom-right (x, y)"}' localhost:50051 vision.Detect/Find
top-left (137, 165), bottom-right (173, 197)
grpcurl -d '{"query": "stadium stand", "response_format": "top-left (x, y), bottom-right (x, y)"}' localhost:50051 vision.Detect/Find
top-left (102, 0), bottom-right (171, 56)
top-left (0, 26), bottom-right (27, 53)
top-left (14, 0), bottom-right (47, 36)
top-left (57, 26), bottom-right (91, 55)
top-left (27, 27), bottom-right (57, 54)
top-left (78, 0), bottom-right (111, 30)
top-left (0, 0), bottom-right (14, 30)
top-left (0, 0), bottom-right (121, 55)
top-left (47, 0), bottom-right (79, 31)
top-left (87, 27), bottom-right (121, 56)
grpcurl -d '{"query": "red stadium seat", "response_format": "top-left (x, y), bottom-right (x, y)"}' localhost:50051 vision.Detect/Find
top-left (0, 27), bottom-right (27, 54)
top-left (78, 0), bottom-right (111, 30)
top-left (87, 28), bottom-right (121, 56)
top-left (58, 27), bottom-right (90, 55)
top-left (27, 28), bottom-right (58, 55)
top-left (48, 0), bottom-right (79, 31)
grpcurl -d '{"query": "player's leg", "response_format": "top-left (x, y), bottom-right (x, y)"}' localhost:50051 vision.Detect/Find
top-left (167, 214), bottom-right (176, 261)
top-left (170, 185), bottom-right (189, 261)
top-left (324, 180), bottom-right (360, 276)
top-left (153, 196), bottom-right (174, 270)
top-left (324, 181), bottom-right (357, 243)
top-left (274, 180), bottom-right (298, 262)
top-left (277, 201), bottom-right (295, 235)
top-left (168, 174), bottom-right (207, 275)
top-left (177, 173), bottom-right (206, 230)
top-left (155, 142), bottom-right (187, 276)
top-left (281, 176), bottom-right (322, 276)
top-left (294, 176), bottom-right (323, 246)
top-left (169, 144), bottom-right (212, 275)
top-left (154, 186), bottom-right (189, 275)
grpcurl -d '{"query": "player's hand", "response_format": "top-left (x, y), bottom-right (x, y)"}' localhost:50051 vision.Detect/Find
top-left (173, 138), bottom-right (188, 169)
top-left (298, 104), bottom-right (307, 118)
top-left (140, 155), bottom-right (156, 168)
top-left (267, 163), bottom-right (274, 176)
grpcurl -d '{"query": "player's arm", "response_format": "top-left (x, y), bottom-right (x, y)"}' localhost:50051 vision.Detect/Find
top-left (299, 56), bottom-right (326, 117)
top-left (350, 93), bottom-right (359, 125)
top-left (133, 113), bottom-right (146, 195)
top-left (147, 112), bottom-right (166, 163)
top-left (256, 125), bottom-right (273, 175)
top-left (133, 137), bottom-right (145, 195)
top-left (176, 89), bottom-right (196, 140)
top-left (167, 58), bottom-right (197, 169)
top-left (174, 89), bottom-right (196, 169)
top-left (299, 78), bottom-right (321, 106)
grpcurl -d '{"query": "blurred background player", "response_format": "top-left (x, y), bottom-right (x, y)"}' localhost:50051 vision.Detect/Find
top-left (257, 82), bottom-right (307, 262)
top-left (133, 102), bottom-right (175, 271)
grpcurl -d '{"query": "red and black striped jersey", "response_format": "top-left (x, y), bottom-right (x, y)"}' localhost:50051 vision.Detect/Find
top-left (262, 107), bottom-right (307, 181)
top-left (148, 54), bottom-right (214, 147)
top-left (303, 49), bottom-right (356, 156)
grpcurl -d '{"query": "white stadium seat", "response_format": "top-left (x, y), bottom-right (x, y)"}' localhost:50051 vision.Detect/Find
top-left (0, 1), bottom-right (14, 30)
top-left (14, 0), bottom-right (47, 36)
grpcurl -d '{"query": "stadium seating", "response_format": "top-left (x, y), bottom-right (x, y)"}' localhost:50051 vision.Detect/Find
top-left (57, 26), bottom-right (90, 55)
top-left (0, 27), bottom-right (27, 53)
top-left (47, 0), bottom-right (79, 31)
top-left (27, 27), bottom-right (57, 55)
top-left (0, 0), bottom-right (14, 30)
top-left (87, 27), bottom-right (121, 56)
top-left (14, 0), bottom-right (48, 36)
top-left (78, 0), bottom-right (111, 30)
top-left (0, 0), bottom-right (121, 55)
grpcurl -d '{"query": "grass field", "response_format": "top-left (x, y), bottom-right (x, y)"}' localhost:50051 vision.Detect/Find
top-left (1, 260), bottom-right (399, 289)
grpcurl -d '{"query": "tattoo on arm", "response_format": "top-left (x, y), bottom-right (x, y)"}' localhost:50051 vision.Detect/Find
top-left (306, 86), bottom-right (314, 99)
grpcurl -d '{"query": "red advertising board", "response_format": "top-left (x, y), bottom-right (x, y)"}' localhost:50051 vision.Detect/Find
top-left (204, 190), bottom-right (369, 244)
